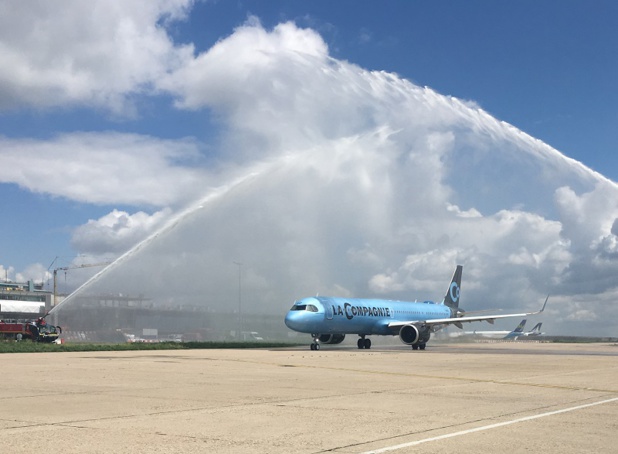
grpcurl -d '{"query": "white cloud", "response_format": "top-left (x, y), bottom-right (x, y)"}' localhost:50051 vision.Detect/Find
top-left (555, 183), bottom-right (618, 252)
top-left (159, 20), bottom-right (402, 159)
top-left (0, 0), bottom-right (194, 115)
top-left (0, 263), bottom-right (50, 285)
top-left (15, 263), bottom-right (51, 285)
top-left (0, 132), bottom-right (207, 206)
top-left (565, 308), bottom-right (598, 322)
top-left (71, 208), bottom-right (171, 255)
top-left (553, 183), bottom-right (618, 295)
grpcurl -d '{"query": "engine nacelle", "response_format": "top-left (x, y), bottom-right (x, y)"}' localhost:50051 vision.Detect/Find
top-left (399, 324), bottom-right (431, 345)
top-left (318, 334), bottom-right (346, 344)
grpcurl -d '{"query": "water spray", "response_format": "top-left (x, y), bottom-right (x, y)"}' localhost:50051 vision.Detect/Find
top-left (49, 162), bottom-right (273, 315)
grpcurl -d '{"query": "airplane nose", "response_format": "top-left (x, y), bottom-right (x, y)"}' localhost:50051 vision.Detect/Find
top-left (284, 311), bottom-right (303, 331)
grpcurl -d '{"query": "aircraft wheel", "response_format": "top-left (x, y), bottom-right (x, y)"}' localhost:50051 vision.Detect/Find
top-left (357, 339), bottom-right (364, 349)
top-left (412, 344), bottom-right (419, 350)
top-left (314, 343), bottom-right (320, 350)
top-left (364, 338), bottom-right (371, 349)
top-left (419, 343), bottom-right (426, 350)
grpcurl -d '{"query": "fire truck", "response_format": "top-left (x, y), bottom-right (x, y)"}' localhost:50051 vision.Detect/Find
top-left (0, 317), bottom-right (62, 343)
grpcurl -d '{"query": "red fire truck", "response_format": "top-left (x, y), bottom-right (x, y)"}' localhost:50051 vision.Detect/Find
top-left (0, 317), bottom-right (62, 342)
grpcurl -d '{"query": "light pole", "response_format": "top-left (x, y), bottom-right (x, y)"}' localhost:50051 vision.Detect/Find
top-left (233, 261), bottom-right (242, 339)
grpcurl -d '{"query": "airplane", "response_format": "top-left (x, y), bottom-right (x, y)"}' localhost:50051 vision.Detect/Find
top-left (521, 322), bottom-right (544, 337)
top-left (449, 320), bottom-right (545, 340)
top-left (448, 319), bottom-right (528, 340)
top-left (284, 265), bottom-right (548, 350)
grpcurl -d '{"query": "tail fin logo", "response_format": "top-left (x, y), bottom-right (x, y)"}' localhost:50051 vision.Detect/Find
top-left (450, 282), bottom-right (460, 303)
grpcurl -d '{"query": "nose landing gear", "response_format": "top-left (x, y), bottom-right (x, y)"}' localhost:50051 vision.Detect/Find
top-left (310, 333), bottom-right (320, 350)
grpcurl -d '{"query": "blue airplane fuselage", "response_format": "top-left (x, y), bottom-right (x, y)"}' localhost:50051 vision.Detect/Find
top-left (284, 296), bottom-right (452, 335)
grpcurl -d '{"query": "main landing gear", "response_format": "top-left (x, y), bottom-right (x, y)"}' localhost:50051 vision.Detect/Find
top-left (357, 335), bottom-right (371, 349)
top-left (411, 343), bottom-right (426, 350)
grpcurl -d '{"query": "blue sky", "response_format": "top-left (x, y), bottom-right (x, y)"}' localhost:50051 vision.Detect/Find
top-left (1, 1), bottom-right (618, 335)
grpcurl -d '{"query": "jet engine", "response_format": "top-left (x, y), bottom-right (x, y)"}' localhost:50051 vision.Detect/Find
top-left (399, 324), bottom-right (431, 345)
top-left (318, 334), bottom-right (346, 344)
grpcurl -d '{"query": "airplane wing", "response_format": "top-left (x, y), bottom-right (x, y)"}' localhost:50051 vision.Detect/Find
top-left (388, 296), bottom-right (548, 330)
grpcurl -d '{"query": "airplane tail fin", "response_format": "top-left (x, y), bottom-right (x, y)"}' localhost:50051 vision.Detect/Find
top-left (531, 322), bottom-right (542, 333)
top-left (443, 265), bottom-right (463, 310)
top-left (504, 319), bottom-right (527, 339)
top-left (513, 319), bottom-right (527, 333)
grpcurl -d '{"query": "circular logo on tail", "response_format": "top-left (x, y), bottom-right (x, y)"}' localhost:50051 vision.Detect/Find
top-left (449, 282), bottom-right (460, 303)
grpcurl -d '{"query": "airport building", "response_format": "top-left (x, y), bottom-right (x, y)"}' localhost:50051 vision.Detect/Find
top-left (0, 277), bottom-right (284, 343)
top-left (53, 293), bottom-right (286, 342)
top-left (0, 280), bottom-right (52, 321)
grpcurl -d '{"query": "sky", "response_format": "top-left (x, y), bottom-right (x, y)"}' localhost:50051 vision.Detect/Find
top-left (1, 1), bottom-right (618, 336)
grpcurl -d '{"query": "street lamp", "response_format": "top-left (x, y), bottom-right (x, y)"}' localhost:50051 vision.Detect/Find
top-left (233, 261), bottom-right (242, 339)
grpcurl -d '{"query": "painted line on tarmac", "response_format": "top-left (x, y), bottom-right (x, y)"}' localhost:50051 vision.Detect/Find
top-left (360, 396), bottom-right (618, 454)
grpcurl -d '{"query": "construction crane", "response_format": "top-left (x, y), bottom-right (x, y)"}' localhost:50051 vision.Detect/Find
top-left (53, 262), bottom-right (111, 308)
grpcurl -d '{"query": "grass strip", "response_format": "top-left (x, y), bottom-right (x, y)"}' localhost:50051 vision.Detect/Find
top-left (0, 340), bottom-right (300, 353)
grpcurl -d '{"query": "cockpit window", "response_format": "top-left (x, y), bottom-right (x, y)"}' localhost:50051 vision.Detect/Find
top-left (290, 303), bottom-right (319, 312)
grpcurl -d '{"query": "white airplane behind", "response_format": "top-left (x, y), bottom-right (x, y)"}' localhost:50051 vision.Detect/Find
top-left (449, 319), bottom-right (528, 340)
top-left (285, 265), bottom-right (548, 350)
top-left (520, 322), bottom-right (544, 337)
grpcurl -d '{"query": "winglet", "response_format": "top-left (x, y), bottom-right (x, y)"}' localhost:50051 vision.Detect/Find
top-left (539, 295), bottom-right (549, 313)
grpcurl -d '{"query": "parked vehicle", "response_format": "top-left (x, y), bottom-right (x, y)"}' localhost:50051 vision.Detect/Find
top-left (0, 317), bottom-right (62, 342)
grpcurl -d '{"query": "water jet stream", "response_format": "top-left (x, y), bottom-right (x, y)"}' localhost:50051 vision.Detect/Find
top-left (49, 161), bottom-right (273, 315)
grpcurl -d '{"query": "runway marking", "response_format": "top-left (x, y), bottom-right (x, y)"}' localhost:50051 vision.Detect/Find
top-left (360, 396), bottom-right (618, 454)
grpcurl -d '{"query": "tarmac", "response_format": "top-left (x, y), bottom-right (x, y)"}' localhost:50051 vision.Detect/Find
top-left (1, 341), bottom-right (617, 453)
